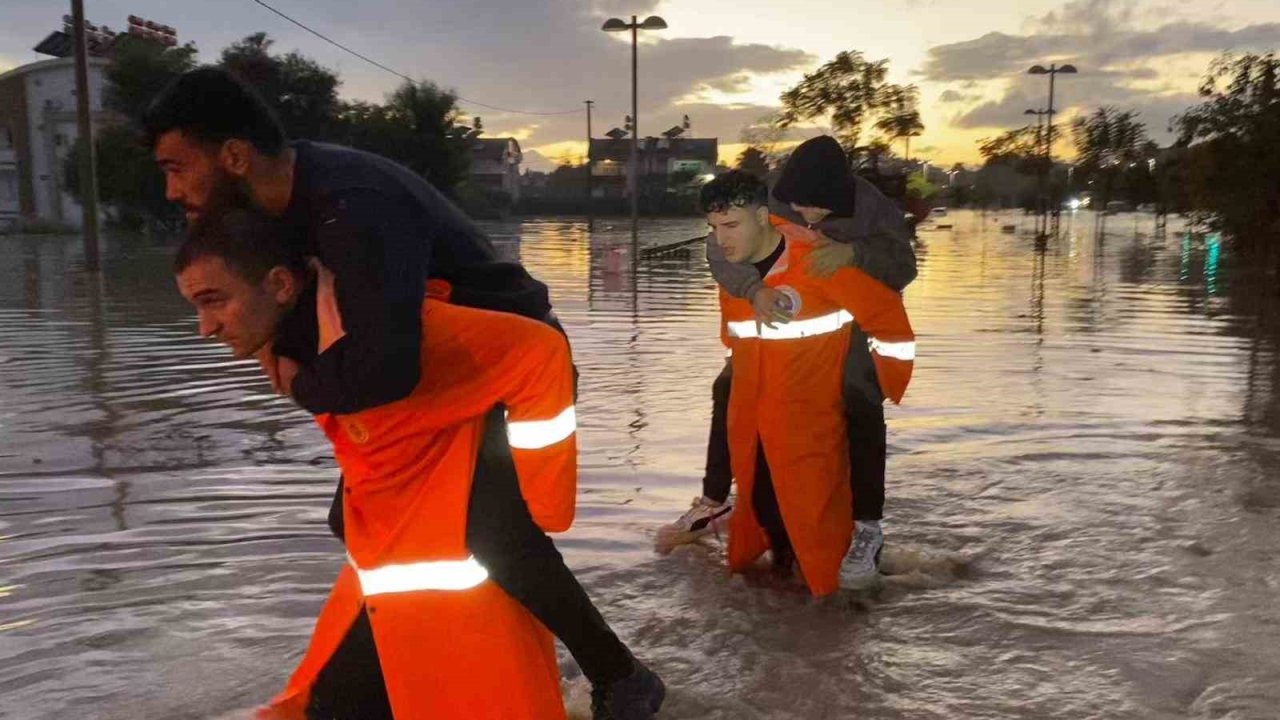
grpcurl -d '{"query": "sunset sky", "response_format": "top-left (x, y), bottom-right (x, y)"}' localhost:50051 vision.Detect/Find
top-left (3, 0), bottom-right (1277, 170)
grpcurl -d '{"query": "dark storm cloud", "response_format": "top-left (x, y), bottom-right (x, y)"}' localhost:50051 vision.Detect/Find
top-left (921, 0), bottom-right (1277, 82)
top-left (921, 0), bottom-right (1274, 141)
top-left (1, 0), bottom-right (814, 149)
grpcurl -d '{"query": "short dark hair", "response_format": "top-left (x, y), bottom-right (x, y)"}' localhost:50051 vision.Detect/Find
top-left (144, 66), bottom-right (287, 155)
top-left (175, 206), bottom-right (305, 283)
top-left (699, 170), bottom-right (769, 214)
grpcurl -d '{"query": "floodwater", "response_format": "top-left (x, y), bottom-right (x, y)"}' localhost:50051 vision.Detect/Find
top-left (1, 211), bottom-right (1279, 719)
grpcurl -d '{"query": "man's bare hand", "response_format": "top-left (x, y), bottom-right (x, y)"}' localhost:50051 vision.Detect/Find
top-left (311, 258), bottom-right (347, 354)
top-left (751, 286), bottom-right (793, 327)
top-left (806, 231), bottom-right (856, 278)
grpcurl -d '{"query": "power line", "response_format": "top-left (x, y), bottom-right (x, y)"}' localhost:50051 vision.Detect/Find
top-left (248, 0), bottom-right (582, 116)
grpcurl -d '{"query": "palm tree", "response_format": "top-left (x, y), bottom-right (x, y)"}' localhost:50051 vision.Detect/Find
top-left (878, 110), bottom-right (924, 161)
top-left (874, 85), bottom-right (924, 161)
top-left (776, 50), bottom-right (898, 150)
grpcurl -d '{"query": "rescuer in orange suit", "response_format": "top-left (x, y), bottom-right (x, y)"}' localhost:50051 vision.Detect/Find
top-left (174, 207), bottom-right (599, 719)
top-left (700, 171), bottom-right (916, 597)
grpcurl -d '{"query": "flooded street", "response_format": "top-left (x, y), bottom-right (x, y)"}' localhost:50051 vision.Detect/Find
top-left (2, 211), bottom-right (1279, 719)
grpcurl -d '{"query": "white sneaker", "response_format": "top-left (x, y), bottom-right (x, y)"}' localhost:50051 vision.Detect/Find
top-left (841, 521), bottom-right (884, 589)
top-left (655, 496), bottom-right (733, 552)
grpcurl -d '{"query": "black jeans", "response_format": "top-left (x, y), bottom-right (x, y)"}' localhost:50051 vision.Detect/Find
top-left (702, 329), bottom-right (888, 521)
top-left (324, 407), bottom-right (634, 696)
top-left (750, 442), bottom-right (793, 569)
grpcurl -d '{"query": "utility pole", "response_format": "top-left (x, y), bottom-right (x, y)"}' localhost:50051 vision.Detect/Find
top-left (630, 16), bottom-right (639, 254)
top-left (71, 0), bottom-right (100, 270)
top-left (585, 99), bottom-right (594, 231)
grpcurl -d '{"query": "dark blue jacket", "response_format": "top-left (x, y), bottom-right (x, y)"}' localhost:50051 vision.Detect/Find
top-left (273, 141), bottom-right (553, 415)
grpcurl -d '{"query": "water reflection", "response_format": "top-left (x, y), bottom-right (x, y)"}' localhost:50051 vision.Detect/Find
top-left (0, 213), bottom-right (1279, 719)
top-left (1205, 232), bottom-right (1221, 297)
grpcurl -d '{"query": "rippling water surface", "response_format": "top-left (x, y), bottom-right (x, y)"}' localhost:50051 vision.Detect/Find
top-left (2, 212), bottom-right (1279, 719)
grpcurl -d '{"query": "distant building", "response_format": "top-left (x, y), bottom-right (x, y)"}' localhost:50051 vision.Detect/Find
top-left (0, 56), bottom-right (110, 228)
top-left (1, 14), bottom-right (176, 228)
top-left (589, 136), bottom-right (718, 198)
top-left (468, 138), bottom-right (523, 202)
top-left (33, 13), bottom-right (178, 59)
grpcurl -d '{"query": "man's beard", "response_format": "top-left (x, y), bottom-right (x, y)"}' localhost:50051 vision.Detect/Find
top-left (184, 170), bottom-right (259, 243)
top-left (196, 170), bottom-right (256, 220)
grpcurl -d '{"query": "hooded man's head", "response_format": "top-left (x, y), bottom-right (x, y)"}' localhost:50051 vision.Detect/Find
top-left (771, 135), bottom-right (856, 223)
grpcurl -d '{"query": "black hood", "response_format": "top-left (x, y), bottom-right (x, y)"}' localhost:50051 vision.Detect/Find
top-left (771, 135), bottom-right (856, 218)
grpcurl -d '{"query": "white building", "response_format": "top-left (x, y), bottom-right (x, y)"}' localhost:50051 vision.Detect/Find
top-left (0, 56), bottom-right (109, 229)
top-left (469, 138), bottom-right (523, 202)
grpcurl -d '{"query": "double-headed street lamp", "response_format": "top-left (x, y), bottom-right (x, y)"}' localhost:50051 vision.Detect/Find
top-left (1025, 108), bottom-right (1051, 229)
top-left (1024, 108), bottom-right (1049, 148)
top-left (1027, 64), bottom-right (1077, 171)
top-left (602, 15), bottom-right (667, 244)
top-left (1028, 64), bottom-right (1077, 233)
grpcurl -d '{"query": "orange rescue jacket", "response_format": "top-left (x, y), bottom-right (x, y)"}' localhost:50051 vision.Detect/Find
top-left (269, 291), bottom-right (574, 719)
top-left (722, 217), bottom-right (915, 596)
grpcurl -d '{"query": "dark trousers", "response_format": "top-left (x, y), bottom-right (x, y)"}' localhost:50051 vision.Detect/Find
top-left (322, 407), bottom-right (634, 704)
top-left (750, 442), bottom-right (793, 568)
top-left (702, 328), bottom-right (888, 521)
top-left (306, 609), bottom-right (392, 720)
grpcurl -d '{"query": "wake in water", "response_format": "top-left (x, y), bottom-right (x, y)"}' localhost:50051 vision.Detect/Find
top-left (659, 535), bottom-right (972, 601)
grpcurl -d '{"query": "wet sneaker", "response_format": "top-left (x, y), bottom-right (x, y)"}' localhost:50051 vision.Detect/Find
top-left (655, 496), bottom-right (732, 552)
top-left (841, 521), bottom-right (884, 590)
top-left (591, 659), bottom-right (666, 720)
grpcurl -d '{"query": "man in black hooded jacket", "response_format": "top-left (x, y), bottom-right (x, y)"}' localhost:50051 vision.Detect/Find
top-left (655, 136), bottom-right (917, 589)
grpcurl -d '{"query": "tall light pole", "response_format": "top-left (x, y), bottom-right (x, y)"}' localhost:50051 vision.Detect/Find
top-left (1024, 108), bottom-right (1049, 148)
top-left (1028, 63), bottom-right (1077, 235)
top-left (1025, 108), bottom-right (1050, 234)
top-left (584, 99), bottom-right (594, 231)
top-left (602, 14), bottom-right (667, 249)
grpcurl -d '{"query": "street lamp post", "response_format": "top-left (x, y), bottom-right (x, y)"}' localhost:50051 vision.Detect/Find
top-left (602, 14), bottom-right (667, 250)
top-left (1025, 108), bottom-right (1050, 234)
top-left (1023, 108), bottom-right (1049, 146)
top-left (1028, 63), bottom-right (1077, 235)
